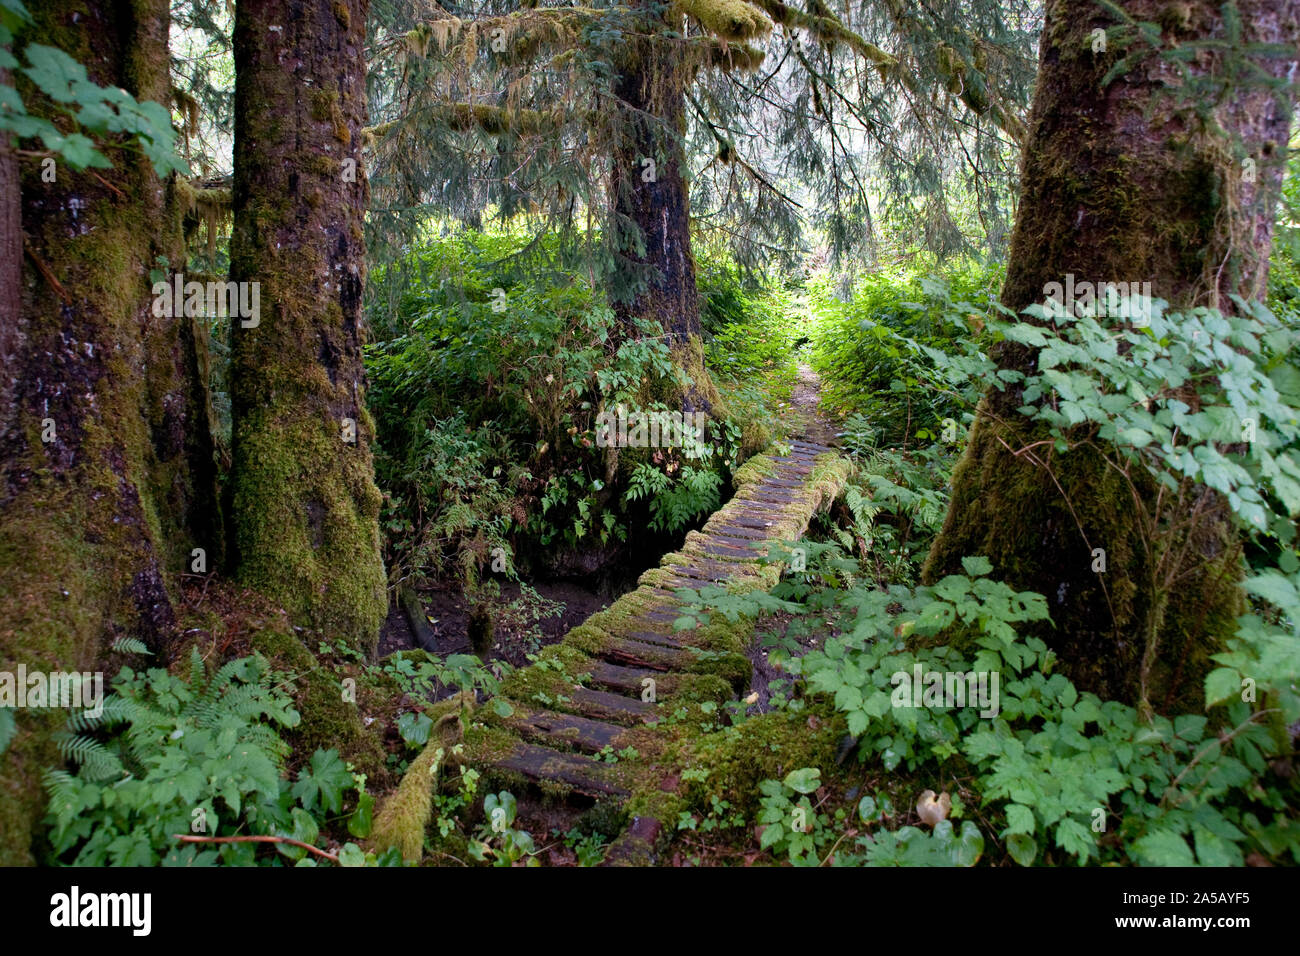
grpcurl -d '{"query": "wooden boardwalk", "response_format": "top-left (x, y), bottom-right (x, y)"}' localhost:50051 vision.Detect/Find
top-left (371, 438), bottom-right (852, 864)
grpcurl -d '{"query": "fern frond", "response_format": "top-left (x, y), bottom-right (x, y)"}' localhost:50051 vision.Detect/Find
top-left (53, 731), bottom-right (124, 782)
top-left (110, 637), bottom-right (151, 655)
top-left (188, 647), bottom-right (206, 693)
top-left (201, 657), bottom-right (252, 703)
top-left (239, 724), bottom-right (290, 762)
top-left (65, 695), bottom-right (139, 733)
top-left (42, 768), bottom-right (81, 818)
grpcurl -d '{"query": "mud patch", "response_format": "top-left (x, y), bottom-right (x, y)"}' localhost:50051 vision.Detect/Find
top-left (379, 578), bottom-right (613, 669)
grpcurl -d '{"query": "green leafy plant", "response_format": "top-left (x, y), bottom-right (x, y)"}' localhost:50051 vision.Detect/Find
top-left (756, 768), bottom-right (837, 865)
top-left (0, 2), bottom-right (187, 177)
top-left (625, 462), bottom-right (723, 533)
top-left (809, 263), bottom-right (1002, 443)
top-left (469, 791), bottom-right (538, 866)
top-left (555, 827), bottom-right (608, 866)
top-left (41, 651), bottom-right (369, 866)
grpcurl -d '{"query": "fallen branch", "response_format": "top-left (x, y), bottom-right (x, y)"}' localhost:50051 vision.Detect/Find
top-left (172, 834), bottom-right (339, 863)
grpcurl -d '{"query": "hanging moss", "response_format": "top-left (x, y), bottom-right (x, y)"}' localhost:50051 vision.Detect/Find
top-left (676, 0), bottom-right (773, 42)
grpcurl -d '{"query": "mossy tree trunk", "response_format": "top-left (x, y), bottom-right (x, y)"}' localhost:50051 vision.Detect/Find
top-left (922, 0), bottom-right (1299, 711)
top-left (0, 66), bottom-right (19, 439)
top-left (228, 0), bottom-right (386, 654)
top-left (609, 5), bottom-right (716, 412)
top-left (0, 0), bottom-right (219, 863)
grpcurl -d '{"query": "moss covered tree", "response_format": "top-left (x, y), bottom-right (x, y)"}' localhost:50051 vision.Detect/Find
top-left (923, 0), bottom-right (1300, 711)
top-left (227, 0), bottom-right (387, 653)
top-left (0, 0), bottom-right (219, 863)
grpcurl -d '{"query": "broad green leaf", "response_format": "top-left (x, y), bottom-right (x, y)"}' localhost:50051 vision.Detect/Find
top-left (337, 842), bottom-right (366, 867)
top-left (1131, 829), bottom-right (1195, 866)
top-left (1004, 803), bottom-right (1036, 836)
top-left (1201, 671), bottom-right (1242, 707)
top-left (347, 792), bottom-right (374, 839)
top-left (783, 767), bottom-right (821, 795)
top-left (1006, 833), bottom-right (1037, 866)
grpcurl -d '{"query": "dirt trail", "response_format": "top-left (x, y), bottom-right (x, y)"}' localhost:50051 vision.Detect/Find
top-left (786, 361), bottom-right (840, 447)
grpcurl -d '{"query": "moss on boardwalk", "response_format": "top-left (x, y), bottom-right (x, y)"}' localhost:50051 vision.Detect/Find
top-left (369, 444), bottom-right (853, 864)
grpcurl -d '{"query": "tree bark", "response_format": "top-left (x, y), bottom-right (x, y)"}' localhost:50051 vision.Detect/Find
top-left (0, 0), bottom-right (218, 863)
top-left (228, 0), bottom-right (386, 653)
top-left (923, 0), bottom-right (1299, 711)
top-left (609, 6), bottom-right (714, 411)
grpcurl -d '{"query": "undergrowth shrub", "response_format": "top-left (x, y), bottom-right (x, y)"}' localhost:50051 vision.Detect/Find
top-left (366, 231), bottom-right (789, 583)
top-left (41, 650), bottom-right (389, 866)
top-left (809, 261), bottom-right (1002, 445)
top-left (682, 293), bottom-right (1300, 867)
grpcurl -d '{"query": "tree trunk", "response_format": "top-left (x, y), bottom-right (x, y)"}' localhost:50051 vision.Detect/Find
top-left (609, 8), bottom-right (714, 412)
top-left (0, 75), bottom-right (19, 441)
top-left (0, 0), bottom-right (218, 863)
top-left (922, 0), bottom-right (1299, 711)
top-left (228, 0), bottom-right (386, 654)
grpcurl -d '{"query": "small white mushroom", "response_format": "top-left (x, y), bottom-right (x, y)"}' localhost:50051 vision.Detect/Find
top-left (916, 789), bottom-right (952, 827)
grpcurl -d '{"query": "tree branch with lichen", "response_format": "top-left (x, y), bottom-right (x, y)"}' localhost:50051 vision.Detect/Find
top-left (749, 0), bottom-right (1025, 143)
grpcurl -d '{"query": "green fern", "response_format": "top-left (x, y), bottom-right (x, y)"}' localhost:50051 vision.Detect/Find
top-left (41, 649), bottom-right (336, 866)
top-left (109, 637), bottom-right (151, 655)
top-left (52, 731), bottom-right (123, 782)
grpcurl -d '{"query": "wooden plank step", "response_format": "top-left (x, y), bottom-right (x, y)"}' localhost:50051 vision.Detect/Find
top-left (619, 627), bottom-right (687, 648)
top-left (655, 574), bottom-right (723, 594)
top-left (758, 477), bottom-right (809, 489)
top-left (658, 566), bottom-right (728, 585)
top-left (666, 557), bottom-right (752, 578)
top-left (733, 491), bottom-right (795, 506)
top-left (723, 493), bottom-right (789, 509)
top-left (601, 815), bottom-right (665, 867)
top-left (704, 522), bottom-right (774, 541)
top-left (648, 575), bottom-right (707, 596)
top-left (716, 515), bottom-right (782, 530)
top-left (504, 707), bottom-right (629, 754)
top-left (586, 660), bottom-right (661, 696)
top-left (685, 541), bottom-right (754, 561)
top-left (597, 634), bottom-right (693, 671)
top-left (652, 578), bottom-right (747, 603)
top-left (492, 742), bottom-right (628, 798)
top-left (703, 531), bottom-right (771, 550)
top-left (635, 602), bottom-right (686, 619)
top-left (570, 687), bottom-right (658, 724)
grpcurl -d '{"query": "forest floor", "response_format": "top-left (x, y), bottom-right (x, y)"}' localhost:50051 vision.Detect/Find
top-left (785, 360), bottom-right (842, 446)
top-left (378, 580), bottom-right (608, 666)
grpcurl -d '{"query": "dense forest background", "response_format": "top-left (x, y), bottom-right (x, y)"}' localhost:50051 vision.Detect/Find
top-left (1, 0), bottom-right (1298, 868)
